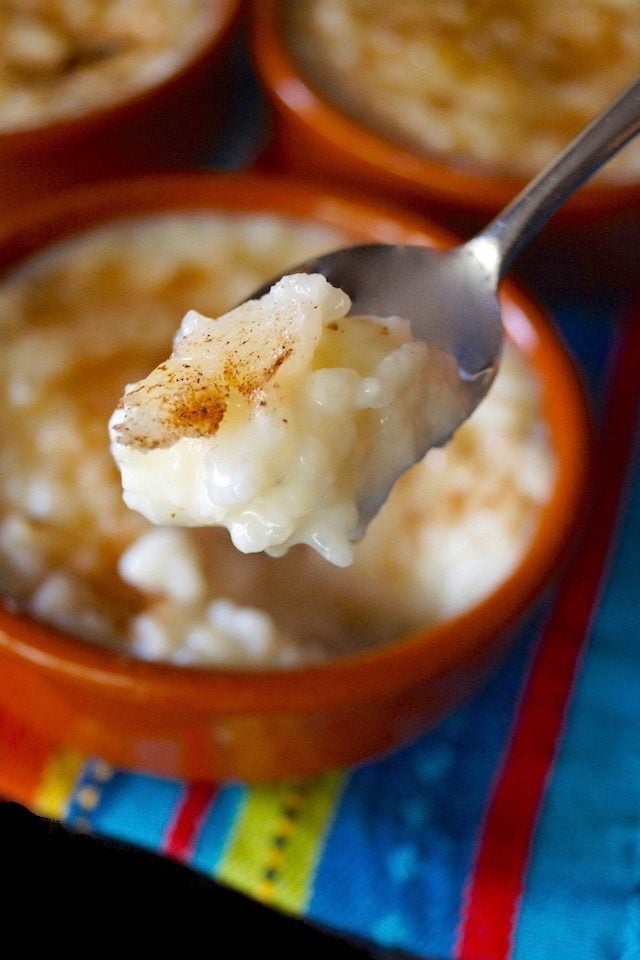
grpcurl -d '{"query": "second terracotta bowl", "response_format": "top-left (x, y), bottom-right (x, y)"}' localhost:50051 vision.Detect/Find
top-left (251, 1), bottom-right (640, 225)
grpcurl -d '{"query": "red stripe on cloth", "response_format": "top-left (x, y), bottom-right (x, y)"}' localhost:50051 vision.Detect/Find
top-left (457, 312), bottom-right (640, 960)
top-left (163, 782), bottom-right (218, 862)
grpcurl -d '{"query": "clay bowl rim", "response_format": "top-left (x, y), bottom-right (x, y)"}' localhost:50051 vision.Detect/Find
top-left (0, 171), bottom-right (590, 715)
top-left (0, 0), bottom-right (242, 148)
top-left (251, 0), bottom-right (640, 218)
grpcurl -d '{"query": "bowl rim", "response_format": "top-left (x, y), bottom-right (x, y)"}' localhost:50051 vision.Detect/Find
top-left (0, 171), bottom-right (591, 715)
top-left (0, 0), bottom-right (242, 145)
top-left (251, 0), bottom-right (640, 217)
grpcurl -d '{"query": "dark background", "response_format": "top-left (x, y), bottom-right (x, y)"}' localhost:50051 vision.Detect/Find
top-left (2, 801), bottom-right (422, 955)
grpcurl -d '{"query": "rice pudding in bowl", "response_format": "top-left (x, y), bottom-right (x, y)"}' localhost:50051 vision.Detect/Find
top-left (0, 1), bottom-right (240, 211)
top-left (1, 215), bottom-right (548, 663)
top-left (0, 175), bottom-right (588, 780)
top-left (254, 0), bottom-right (640, 217)
top-left (0, 0), bottom-right (222, 131)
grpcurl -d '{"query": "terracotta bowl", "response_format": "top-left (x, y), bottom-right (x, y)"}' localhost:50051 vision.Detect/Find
top-left (0, 1), bottom-right (242, 215)
top-left (251, 1), bottom-right (640, 224)
top-left (0, 173), bottom-right (589, 782)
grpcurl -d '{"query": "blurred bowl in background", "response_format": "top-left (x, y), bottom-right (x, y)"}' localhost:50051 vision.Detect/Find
top-left (0, 0), bottom-right (242, 214)
top-left (0, 173), bottom-right (589, 782)
top-left (252, 1), bottom-right (640, 224)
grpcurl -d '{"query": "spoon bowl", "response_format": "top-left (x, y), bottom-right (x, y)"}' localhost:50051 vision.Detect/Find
top-left (252, 241), bottom-right (503, 443)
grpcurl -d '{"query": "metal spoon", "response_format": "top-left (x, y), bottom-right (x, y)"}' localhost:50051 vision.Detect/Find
top-left (253, 76), bottom-right (640, 439)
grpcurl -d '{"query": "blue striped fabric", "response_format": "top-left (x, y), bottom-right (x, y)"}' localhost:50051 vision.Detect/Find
top-left (191, 784), bottom-right (247, 873)
top-left (308, 612), bottom-right (542, 957)
top-left (514, 426), bottom-right (640, 960)
top-left (88, 772), bottom-right (183, 852)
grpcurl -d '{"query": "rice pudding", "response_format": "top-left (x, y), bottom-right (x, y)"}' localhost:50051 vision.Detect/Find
top-left (284, 0), bottom-right (640, 181)
top-left (0, 213), bottom-right (554, 667)
top-left (0, 0), bottom-right (218, 131)
top-left (110, 273), bottom-right (463, 567)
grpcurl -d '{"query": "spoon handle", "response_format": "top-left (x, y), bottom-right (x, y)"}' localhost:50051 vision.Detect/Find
top-left (479, 75), bottom-right (640, 279)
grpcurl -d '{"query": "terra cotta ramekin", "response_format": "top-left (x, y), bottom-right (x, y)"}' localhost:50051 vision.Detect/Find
top-left (0, 173), bottom-right (589, 782)
top-left (0, 1), bottom-right (242, 215)
top-left (251, 0), bottom-right (640, 224)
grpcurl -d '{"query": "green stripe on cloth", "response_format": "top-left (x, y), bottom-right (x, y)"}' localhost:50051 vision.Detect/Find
top-left (216, 771), bottom-right (345, 913)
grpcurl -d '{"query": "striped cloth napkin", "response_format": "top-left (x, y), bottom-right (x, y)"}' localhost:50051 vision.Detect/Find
top-left (1, 294), bottom-right (638, 960)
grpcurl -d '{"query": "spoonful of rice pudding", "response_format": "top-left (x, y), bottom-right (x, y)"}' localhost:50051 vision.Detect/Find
top-left (109, 273), bottom-right (463, 566)
top-left (110, 76), bottom-right (640, 566)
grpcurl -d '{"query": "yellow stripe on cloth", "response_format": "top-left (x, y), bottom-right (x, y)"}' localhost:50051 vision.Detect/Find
top-left (33, 747), bottom-right (86, 820)
top-left (217, 771), bottom-right (345, 913)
